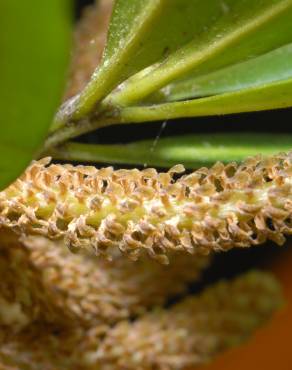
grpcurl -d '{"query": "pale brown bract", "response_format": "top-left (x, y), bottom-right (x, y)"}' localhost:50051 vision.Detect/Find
top-left (0, 152), bottom-right (292, 264)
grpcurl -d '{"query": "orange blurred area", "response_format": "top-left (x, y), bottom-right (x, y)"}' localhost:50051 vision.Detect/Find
top-left (200, 246), bottom-right (292, 370)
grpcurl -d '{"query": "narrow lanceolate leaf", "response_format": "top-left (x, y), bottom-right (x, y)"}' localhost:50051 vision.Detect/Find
top-left (119, 78), bottom-right (292, 124)
top-left (1, 152), bottom-right (292, 264)
top-left (157, 43), bottom-right (292, 102)
top-left (0, 0), bottom-right (71, 190)
top-left (96, 271), bottom-right (282, 370)
top-left (49, 133), bottom-right (292, 169)
top-left (0, 271), bottom-right (282, 370)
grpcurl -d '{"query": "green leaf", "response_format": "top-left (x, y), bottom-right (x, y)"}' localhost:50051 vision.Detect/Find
top-left (110, 0), bottom-right (292, 107)
top-left (49, 0), bottom-right (292, 150)
top-left (157, 43), bottom-right (292, 101)
top-left (73, 0), bottom-right (286, 118)
top-left (48, 133), bottom-right (292, 169)
top-left (0, 0), bottom-right (71, 190)
top-left (119, 78), bottom-right (292, 123)
top-left (69, 0), bottom-right (162, 120)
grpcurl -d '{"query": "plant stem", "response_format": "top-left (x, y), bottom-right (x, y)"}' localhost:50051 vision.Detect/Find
top-left (43, 77), bottom-right (292, 154)
top-left (118, 78), bottom-right (292, 123)
top-left (47, 133), bottom-right (292, 168)
top-left (42, 109), bottom-right (119, 154)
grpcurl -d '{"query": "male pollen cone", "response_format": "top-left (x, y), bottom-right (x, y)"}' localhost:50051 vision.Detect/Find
top-left (0, 151), bottom-right (292, 264)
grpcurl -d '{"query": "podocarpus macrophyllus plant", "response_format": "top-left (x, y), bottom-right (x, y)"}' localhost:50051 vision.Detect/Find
top-left (1, 0), bottom-right (292, 369)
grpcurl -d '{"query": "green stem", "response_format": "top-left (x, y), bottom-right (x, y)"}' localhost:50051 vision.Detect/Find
top-left (44, 78), bottom-right (292, 154)
top-left (49, 0), bottom-right (166, 135)
top-left (42, 110), bottom-right (119, 154)
top-left (46, 133), bottom-right (292, 168)
top-left (119, 78), bottom-right (292, 123)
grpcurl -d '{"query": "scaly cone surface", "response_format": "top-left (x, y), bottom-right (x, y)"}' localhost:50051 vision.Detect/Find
top-left (96, 271), bottom-right (283, 370)
top-left (0, 271), bottom-right (282, 370)
top-left (1, 152), bottom-right (292, 263)
top-left (0, 231), bottom-right (209, 330)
